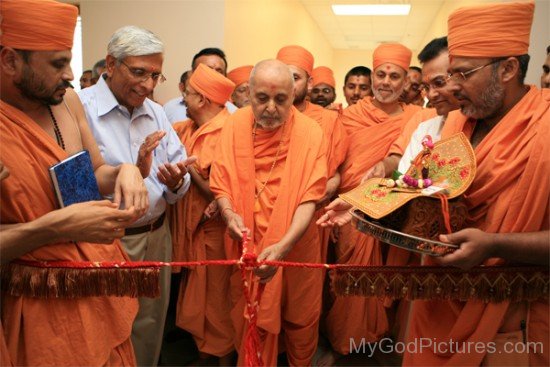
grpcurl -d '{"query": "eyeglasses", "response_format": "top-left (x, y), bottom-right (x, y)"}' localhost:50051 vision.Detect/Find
top-left (446, 59), bottom-right (502, 83)
top-left (421, 76), bottom-right (447, 93)
top-left (119, 60), bottom-right (166, 84)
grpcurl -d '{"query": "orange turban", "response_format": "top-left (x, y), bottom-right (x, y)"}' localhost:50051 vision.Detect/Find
top-left (311, 66), bottom-right (336, 88)
top-left (0, 0), bottom-right (78, 51)
top-left (372, 43), bottom-right (412, 72)
top-left (227, 65), bottom-right (253, 87)
top-left (276, 45), bottom-right (314, 76)
top-left (448, 2), bottom-right (534, 58)
top-left (189, 64), bottom-right (235, 105)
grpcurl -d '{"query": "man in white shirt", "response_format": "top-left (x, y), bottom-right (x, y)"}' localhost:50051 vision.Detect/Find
top-left (79, 25), bottom-right (194, 367)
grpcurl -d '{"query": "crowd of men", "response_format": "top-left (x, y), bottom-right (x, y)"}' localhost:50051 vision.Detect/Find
top-left (0, 0), bottom-right (549, 366)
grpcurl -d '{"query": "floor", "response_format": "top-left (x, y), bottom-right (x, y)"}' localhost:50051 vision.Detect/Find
top-left (158, 273), bottom-right (402, 367)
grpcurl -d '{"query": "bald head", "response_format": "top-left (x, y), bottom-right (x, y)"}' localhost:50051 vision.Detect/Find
top-left (249, 60), bottom-right (295, 129)
top-left (250, 59), bottom-right (294, 90)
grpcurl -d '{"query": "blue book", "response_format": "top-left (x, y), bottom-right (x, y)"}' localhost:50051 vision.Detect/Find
top-left (49, 150), bottom-right (102, 208)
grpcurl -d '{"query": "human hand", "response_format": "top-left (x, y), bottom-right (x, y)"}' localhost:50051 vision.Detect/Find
top-left (224, 210), bottom-right (249, 241)
top-left (200, 200), bottom-right (219, 223)
top-left (254, 243), bottom-right (288, 283)
top-left (433, 228), bottom-right (496, 269)
top-left (136, 130), bottom-right (166, 178)
top-left (113, 163), bottom-right (149, 217)
top-left (360, 161), bottom-right (385, 184)
top-left (157, 156), bottom-right (197, 192)
top-left (316, 198), bottom-right (353, 227)
top-left (57, 200), bottom-right (139, 244)
top-left (0, 161), bottom-right (9, 181)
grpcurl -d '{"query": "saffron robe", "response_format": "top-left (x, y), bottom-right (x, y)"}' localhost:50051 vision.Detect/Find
top-left (173, 109), bottom-right (234, 356)
top-left (210, 106), bottom-right (327, 366)
top-left (0, 101), bottom-right (138, 366)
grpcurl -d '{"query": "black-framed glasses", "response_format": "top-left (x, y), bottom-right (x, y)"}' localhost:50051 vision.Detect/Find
top-left (119, 60), bottom-right (166, 84)
top-left (446, 59), bottom-right (502, 83)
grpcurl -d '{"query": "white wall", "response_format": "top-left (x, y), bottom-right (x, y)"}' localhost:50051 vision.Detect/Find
top-left (79, 0), bottom-right (225, 104)
top-left (527, 0), bottom-right (550, 86)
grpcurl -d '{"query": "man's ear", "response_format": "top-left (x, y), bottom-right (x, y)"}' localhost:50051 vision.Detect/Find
top-left (501, 57), bottom-right (520, 84)
top-left (0, 47), bottom-right (23, 76)
top-left (105, 54), bottom-right (117, 78)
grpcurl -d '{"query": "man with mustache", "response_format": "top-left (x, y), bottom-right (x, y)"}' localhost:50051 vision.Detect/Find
top-left (404, 2), bottom-right (549, 365)
top-left (343, 66), bottom-right (372, 106)
top-left (310, 66), bottom-right (337, 108)
top-left (210, 59), bottom-right (328, 366)
top-left (0, 0), bottom-right (149, 364)
top-left (317, 43), bottom-right (421, 366)
top-left (79, 25), bottom-right (194, 367)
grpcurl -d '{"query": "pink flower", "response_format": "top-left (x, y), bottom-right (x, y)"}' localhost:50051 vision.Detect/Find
top-left (449, 157), bottom-right (461, 165)
top-left (460, 167), bottom-right (470, 179)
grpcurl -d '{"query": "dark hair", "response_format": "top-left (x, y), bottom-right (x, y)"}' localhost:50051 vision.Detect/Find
top-left (418, 36), bottom-right (448, 64)
top-left (547, 45), bottom-right (550, 55)
top-left (514, 54), bottom-right (530, 84)
top-left (11, 48), bottom-right (32, 63)
top-left (180, 70), bottom-right (190, 84)
top-left (191, 47), bottom-right (227, 72)
top-left (344, 66), bottom-right (371, 85)
top-left (409, 66), bottom-right (422, 74)
top-left (92, 59), bottom-right (106, 78)
top-left (0, 46), bottom-right (32, 63)
top-left (82, 69), bottom-right (92, 74)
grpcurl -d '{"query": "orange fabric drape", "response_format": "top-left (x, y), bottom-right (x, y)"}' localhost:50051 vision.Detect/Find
top-left (324, 98), bottom-right (420, 354)
top-left (172, 109), bottom-right (234, 357)
top-left (0, 101), bottom-right (137, 366)
top-left (339, 97), bottom-right (421, 193)
top-left (302, 101), bottom-right (349, 262)
top-left (405, 87), bottom-right (550, 366)
top-left (210, 106), bottom-right (327, 366)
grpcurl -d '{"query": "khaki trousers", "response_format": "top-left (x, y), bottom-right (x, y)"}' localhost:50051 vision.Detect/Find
top-left (122, 219), bottom-right (172, 367)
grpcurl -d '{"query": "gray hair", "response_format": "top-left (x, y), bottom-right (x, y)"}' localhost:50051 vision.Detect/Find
top-left (107, 25), bottom-right (164, 60)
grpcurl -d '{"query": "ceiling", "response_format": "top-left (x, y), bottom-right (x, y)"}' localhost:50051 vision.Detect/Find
top-left (300, 0), bottom-right (446, 51)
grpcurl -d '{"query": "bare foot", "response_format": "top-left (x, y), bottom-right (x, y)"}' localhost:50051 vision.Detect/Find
top-left (314, 348), bottom-right (341, 367)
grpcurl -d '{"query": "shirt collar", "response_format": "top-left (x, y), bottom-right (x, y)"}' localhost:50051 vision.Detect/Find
top-left (95, 75), bottom-right (154, 120)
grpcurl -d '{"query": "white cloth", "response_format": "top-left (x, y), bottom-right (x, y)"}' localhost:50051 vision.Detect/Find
top-left (398, 115), bottom-right (445, 173)
top-left (79, 75), bottom-right (190, 366)
top-left (163, 96), bottom-right (187, 124)
top-left (78, 75), bottom-right (191, 227)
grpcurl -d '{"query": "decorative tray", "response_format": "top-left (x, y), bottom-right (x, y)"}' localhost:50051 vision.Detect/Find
top-left (350, 209), bottom-right (458, 257)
